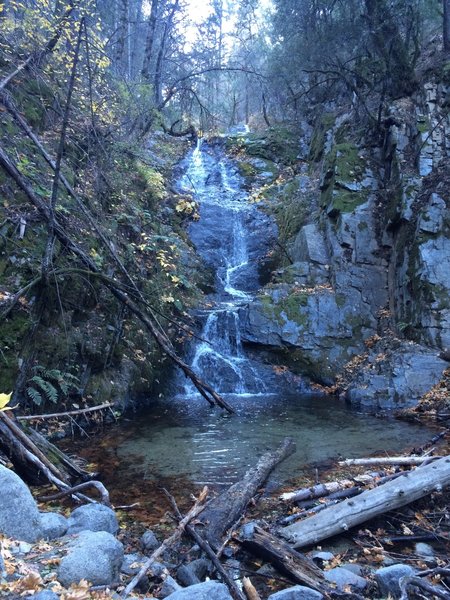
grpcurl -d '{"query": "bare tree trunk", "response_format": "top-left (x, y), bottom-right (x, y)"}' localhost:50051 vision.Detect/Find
top-left (153, 0), bottom-right (179, 105)
top-left (141, 0), bottom-right (159, 81)
top-left (115, 0), bottom-right (129, 72)
top-left (445, 0), bottom-right (450, 52)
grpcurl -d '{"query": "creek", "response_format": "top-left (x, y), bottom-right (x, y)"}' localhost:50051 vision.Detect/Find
top-left (75, 141), bottom-right (434, 516)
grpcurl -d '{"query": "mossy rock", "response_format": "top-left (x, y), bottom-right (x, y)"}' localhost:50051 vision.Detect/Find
top-left (233, 126), bottom-right (300, 165)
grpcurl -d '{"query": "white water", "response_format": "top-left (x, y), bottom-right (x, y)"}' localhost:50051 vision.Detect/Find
top-left (178, 141), bottom-right (268, 397)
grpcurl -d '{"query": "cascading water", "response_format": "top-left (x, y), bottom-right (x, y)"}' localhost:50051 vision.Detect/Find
top-left (178, 140), bottom-right (274, 397)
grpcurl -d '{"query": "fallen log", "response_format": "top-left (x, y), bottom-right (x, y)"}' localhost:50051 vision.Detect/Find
top-left (339, 456), bottom-right (441, 467)
top-left (280, 479), bottom-right (358, 503)
top-left (281, 456), bottom-right (450, 549)
top-left (239, 525), bottom-right (328, 595)
top-left (121, 487), bottom-right (208, 598)
top-left (199, 438), bottom-right (296, 550)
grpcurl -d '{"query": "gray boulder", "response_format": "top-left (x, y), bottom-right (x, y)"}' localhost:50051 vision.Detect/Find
top-left (177, 558), bottom-right (211, 586)
top-left (141, 529), bottom-right (159, 552)
top-left (268, 586), bottom-right (324, 600)
top-left (0, 465), bottom-right (43, 542)
top-left (121, 552), bottom-right (148, 575)
top-left (57, 530), bottom-right (123, 587)
top-left (164, 581), bottom-right (233, 599)
top-left (160, 575), bottom-right (183, 598)
top-left (324, 566), bottom-right (367, 591)
top-left (66, 503), bottom-right (118, 535)
top-left (375, 564), bottom-right (416, 598)
top-left (40, 512), bottom-right (68, 540)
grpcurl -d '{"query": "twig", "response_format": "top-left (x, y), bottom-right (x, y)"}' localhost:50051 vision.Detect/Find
top-left (121, 487), bottom-right (209, 598)
top-left (242, 577), bottom-right (261, 600)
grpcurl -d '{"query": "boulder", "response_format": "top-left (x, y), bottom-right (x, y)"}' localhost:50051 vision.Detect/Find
top-left (375, 564), bottom-right (416, 598)
top-left (141, 529), bottom-right (159, 552)
top-left (267, 586), bottom-right (324, 600)
top-left (66, 503), bottom-right (118, 535)
top-left (57, 530), bottom-right (123, 587)
top-left (160, 575), bottom-right (183, 598)
top-left (0, 465), bottom-right (43, 542)
top-left (25, 592), bottom-right (59, 600)
top-left (164, 581), bottom-right (233, 599)
top-left (324, 566), bottom-right (367, 591)
top-left (40, 512), bottom-right (68, 540)
top-left (177, 559), bottom-right (211, 586)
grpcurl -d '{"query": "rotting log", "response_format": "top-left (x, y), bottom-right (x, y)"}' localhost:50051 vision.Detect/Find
top-left (239, 525), bottom-right (328, 595)
top-left (281, 456), bottom-right (450, 549)
top-left (199, 437), bottom-right (296, 550)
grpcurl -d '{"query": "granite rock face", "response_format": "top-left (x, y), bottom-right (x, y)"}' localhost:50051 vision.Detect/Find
top-left (239, 78), bottom-right (449, 408)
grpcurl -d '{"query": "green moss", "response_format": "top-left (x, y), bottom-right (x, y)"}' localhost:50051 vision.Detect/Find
top-left (237, 161), bottom-right (257, 177)
top-left (260, 291), bottom-right (309, 326)
top-left (0, 312), bottom-right (31, 391)
top-left (234, 126), bottom-right (300, 165)
top-left (321, 142), bottom-right (369, 215)
top-left (309, 113), bottom-right (335, 162)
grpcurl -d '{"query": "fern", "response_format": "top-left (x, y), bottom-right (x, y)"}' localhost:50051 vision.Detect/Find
top-left (28, 376), bottom-right (58, 404)
top-left (26, 386), bottom-right (43, 406)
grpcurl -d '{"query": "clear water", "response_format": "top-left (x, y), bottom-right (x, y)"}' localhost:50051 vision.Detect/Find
top-left (80, 142), bottom-right (434, 508)
top-left (107, 393), bottom-right (432, 493)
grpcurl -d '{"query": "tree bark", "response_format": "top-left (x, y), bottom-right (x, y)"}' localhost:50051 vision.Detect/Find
top-left (281, 456), bottom-right (450, 549)
top-left (444, 0), bottom-right (450, 52)
top-left (240, 526), bottom-right (328, 594)
top-left (199, 438), bottom-right (296, 550)
top-left (141, 0), bottom-right (159, 80)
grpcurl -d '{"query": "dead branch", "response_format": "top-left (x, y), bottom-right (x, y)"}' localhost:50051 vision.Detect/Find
top-left (242, 577), bottom-right (262, 600)
top-left (339, 456), bottom-right (441, 467)
top-left (38, 480), bottom-right (110, 506)
top-left (164, 488), bottom-right (246, 600)
top-left (121, 487), bottom-right (209, 598)
top-left (17, 402), bottom-right (113, 421)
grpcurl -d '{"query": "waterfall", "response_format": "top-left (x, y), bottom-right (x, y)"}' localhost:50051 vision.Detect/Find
top-left (178, 140), bottom-right (271, 397)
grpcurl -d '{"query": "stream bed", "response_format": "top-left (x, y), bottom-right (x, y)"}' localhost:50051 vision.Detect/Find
top-left (72, 140), bottom-right (436, 520)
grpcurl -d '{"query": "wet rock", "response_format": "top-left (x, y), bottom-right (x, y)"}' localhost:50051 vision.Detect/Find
top-left (58, 531), bottom-right (123, 587)
top-left (324, 566), bottom-right (367, 591)
top-left (66, 503), bottom-right (118, 535)
top-left (0, 465), bottom-right (43, 542)
top-left (164, 581), bottom-right (233, 599)
top-left (267, 586), bottom-right (324, 600)
top-left (160, 575), bottom-right (183, 598)
top-left (375, 564), bottom-right (416, 598)
top-left (141, 530), bottom-right (159, 552)
top-left (40, 512), bottom-right (68, 540)
top-left (177, 559), bottom-right (211, 586)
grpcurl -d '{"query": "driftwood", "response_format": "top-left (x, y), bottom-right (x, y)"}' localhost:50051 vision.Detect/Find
top-left (121, 487), bottom-right (208, 598)
top-left (281, 456), bottom-right (450, 549)
top-left (17, 402), bottom-right (113, 422)
top-left (38, 480), bottom-right (110, 506)
top-left (280, 479), bottom-right (359, 503)
top-left (239, 526), bottom-right (328, 594)
top-left (199, 438), bottom-right (296, 550)
top-left (164, 489), bottom-right (245, 600)
top-left (339, 456), bottom-right (441, 467)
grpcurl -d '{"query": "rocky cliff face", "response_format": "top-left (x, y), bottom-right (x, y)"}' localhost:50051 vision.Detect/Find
top-left (234, 70), bottom-right (450, 409)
